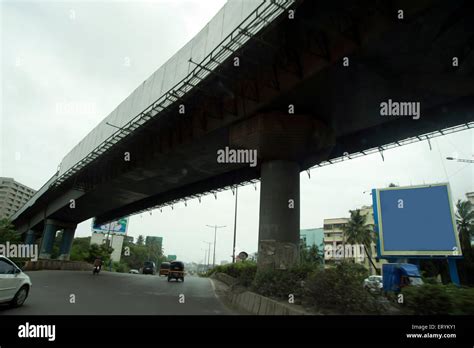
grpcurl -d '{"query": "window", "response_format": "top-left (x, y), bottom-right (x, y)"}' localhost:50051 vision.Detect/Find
top-left (0, 259), bottom-right (16, 274)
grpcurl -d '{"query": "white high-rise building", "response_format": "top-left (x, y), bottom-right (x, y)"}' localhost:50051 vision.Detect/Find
top-left (0, 177), bottom-right (36, 219)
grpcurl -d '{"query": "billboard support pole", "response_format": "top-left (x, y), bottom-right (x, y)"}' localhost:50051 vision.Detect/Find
top-left (447, 258), bottom-right (460, 287)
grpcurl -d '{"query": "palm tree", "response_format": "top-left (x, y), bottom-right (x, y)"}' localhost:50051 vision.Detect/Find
top-left (343, 209), bottom-right (378, 273)
top-left (455, 199), bottom-right (474, 262)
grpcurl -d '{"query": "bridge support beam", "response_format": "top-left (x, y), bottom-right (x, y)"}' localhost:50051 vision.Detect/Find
top-left (24, 230), bottom-right (36, 244)
top-left (258, 160), bottom-right (300, 270)
top-left (39, 221), bottom-right (59, 259)
top-left (58, 226), bottom-right (76, 261)
top-left (230, 112), bottom-right (334, 271)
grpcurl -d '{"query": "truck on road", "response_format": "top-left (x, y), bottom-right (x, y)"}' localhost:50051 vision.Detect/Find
top-left (382, 263), bottom-right (423, 292)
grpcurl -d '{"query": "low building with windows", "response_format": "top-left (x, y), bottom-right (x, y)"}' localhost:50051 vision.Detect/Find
top-left (323, 206), bottom-right (385, 274)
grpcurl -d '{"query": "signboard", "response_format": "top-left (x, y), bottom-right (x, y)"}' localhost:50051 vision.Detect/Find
top-left (238, 251), bottom-right (248, 261)
top-left (167, 255), bottom-right (177, 261)
top-left (372, 183), bottom-right (461, 258)
top-left (92, 217), bottom-right (128, 235)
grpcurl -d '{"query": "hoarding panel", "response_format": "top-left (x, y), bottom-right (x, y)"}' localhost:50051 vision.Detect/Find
top-left (190, 25), bottom-right (209, 65)
top-left (221, 0), bottom-right (244, 40)
top-left (175, 40), bottom-right (193, 85)
top-left (160, 54), bottom-right (179, 96)
top-left (374, 183), bottom-right (461, 257)
top-left (148, 66), bottom-right (165, 106)
top-left (206, 7), bottom-right (224, 56)
top-left (92, 217), bottom-right (129, 235)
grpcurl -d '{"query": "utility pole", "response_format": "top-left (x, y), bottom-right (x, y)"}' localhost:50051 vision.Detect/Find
top-left (232, 185), bottom-right (238, 263)
top-left (206, 225), bottom-right (226, 267)
top-left (202, 241), bottom-right (212, 270)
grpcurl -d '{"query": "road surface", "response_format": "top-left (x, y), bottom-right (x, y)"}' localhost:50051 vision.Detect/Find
top-left (0, 270), bottom-right (233, 315)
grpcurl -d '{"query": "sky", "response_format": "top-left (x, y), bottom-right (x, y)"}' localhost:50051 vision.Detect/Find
top-left (1, 0), bottom-right (473, 264)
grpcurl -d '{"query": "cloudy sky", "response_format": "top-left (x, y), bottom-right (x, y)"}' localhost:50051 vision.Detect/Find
top-left (1, 0), bottom-right (473, 264)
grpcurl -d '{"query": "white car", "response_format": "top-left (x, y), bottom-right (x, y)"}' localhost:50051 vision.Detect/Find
top-left (363, 275), bottom-right (383, 292)
top-left (0, 256), bottom-right (32, 307)
top-left (129, 269), bottom-right (139, 274)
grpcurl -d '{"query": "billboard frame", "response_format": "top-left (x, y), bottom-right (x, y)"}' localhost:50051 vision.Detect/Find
top-left (372, 183), bottom-right (462, 258)
top-left (91, 217), bottom-right (129, 235)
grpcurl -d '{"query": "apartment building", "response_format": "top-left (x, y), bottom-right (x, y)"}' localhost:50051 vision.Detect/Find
top-left (0, 177), bottom-right (36, 219)
top-left (323, 206), bottom-right (385, 274)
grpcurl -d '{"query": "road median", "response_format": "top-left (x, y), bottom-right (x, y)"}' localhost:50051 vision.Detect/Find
top-left (211, 272), bottom-right (310, 315)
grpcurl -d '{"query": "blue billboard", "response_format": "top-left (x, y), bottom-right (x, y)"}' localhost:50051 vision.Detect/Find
top-left (372, 183), bottom-right (461, 257)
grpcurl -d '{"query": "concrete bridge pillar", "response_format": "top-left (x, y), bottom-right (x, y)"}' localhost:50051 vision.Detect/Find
top-left (24, 229), bottom-right (36, 244)
top-left (39, 220), bottom-right (59, 259)
top-left (258, 160), bottom-right (300, 270)
top-left (58, 226), bottom-right (76, 260)
top-left (230, 112), bottom-right (334, 270)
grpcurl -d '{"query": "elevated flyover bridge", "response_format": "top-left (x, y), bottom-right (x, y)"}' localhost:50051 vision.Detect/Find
top-left (11, 0), bottom-right (474, 269)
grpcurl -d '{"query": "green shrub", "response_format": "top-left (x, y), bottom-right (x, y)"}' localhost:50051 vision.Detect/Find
top-left (448, 286), bottom-right (474, 315)
top-left (304, 261), bottom-right (378, 314)
top-left (401, 283), bottom-right (474, 315)
top-left (401, 283), bottom-right (453, 314)
top-left (113, 261), bottom-right (129, 273)
top-left (252, 264), bottom-right (319, 301)
top-left (207, 261), bottom-right (257, 287)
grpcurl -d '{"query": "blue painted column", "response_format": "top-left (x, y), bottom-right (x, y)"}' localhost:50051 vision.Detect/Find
top-left (448, 258), bottom-right (461, 287)
top-left (25, 230), bottom-right (36, 244)
top-left (39, 222), bottom-right (58, 259)
top-left (58, 227), bottom-right (76, 260)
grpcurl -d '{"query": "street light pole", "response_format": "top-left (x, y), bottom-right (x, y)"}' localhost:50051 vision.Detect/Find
top-left (232, 185), bottom-right (238, 263)
top-left (202, 241), bottom-right (212, 270)
top-left (206, 224), bottom-right (226, 268)
top-left (202, 248), bottom-right (207, 271)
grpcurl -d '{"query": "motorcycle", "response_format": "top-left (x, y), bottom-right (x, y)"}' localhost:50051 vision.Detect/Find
top-left (92, 265), bottom-right (101, 275)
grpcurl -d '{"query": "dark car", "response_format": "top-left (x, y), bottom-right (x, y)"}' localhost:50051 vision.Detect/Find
top-left (167, 261), bottom-right (184, 282)
top-left (143, 261), bottom-right (156, 275)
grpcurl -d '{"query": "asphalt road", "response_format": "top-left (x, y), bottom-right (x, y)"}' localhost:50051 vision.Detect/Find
top-left (0, 270), bottom-right (233, 315)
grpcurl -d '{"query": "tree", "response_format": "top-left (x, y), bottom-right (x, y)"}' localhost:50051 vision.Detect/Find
top-left (455, 199), bottom-right (474, 284)
top-left (136, 235), bottom-right (145, 246)
top-left (300, 240), bottom-right (323, 265)
top-left (70, 237), bottom-right (91, 261)
top-left (455, 199), bottom-right (474, 260)
top-left (87, 243), bottom-right (113, 263)
top-left (0, 218), bottom-right (20, 244)
top-left (343, 209), bottom-right (378, 273)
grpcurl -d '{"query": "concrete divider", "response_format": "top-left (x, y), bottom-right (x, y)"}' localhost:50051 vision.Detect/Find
top-left (228, 290), bottom-right (309, 315)
top-left (23, 259), bottom-right (93, 271)
top-left (213, 272), bottom-right (239, 287)
top-left (212, 272), bottom-right (310, 315)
